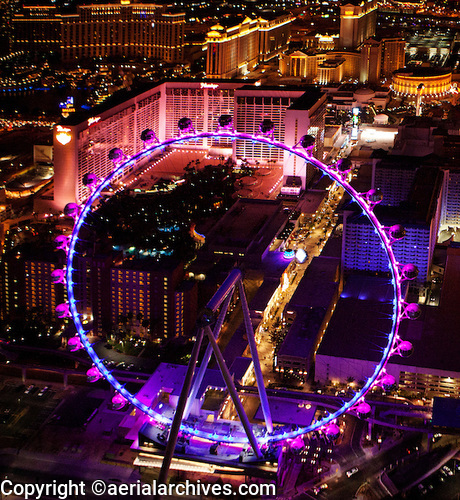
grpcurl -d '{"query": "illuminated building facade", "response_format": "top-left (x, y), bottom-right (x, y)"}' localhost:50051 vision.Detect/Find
top-left (205, 14), bottom-right (292, 79)
top-left (24, 260), bottom-right (64, 317)
top-left (392, 68), bottom-right (453, 98)
top-left (360, 37), bottom-right (381, 84)
top-left (1, 253), bottom-right (65, 320)
top-left (381, 37), bottom-right (405, 78)
top-left (61, 4), bottom-right (185, 63)
top-left (12, 6), bottom-right (62, 54)
top-left (440, 168), bottom-right (460, 231)
top-left (343, 166), bottom-right (444, 285)
top-left (339, 0), bottom-right (378, 50)
top-left (52, 80), bottom-right (237, 209)
top-left (234, 86), bottom-right (303, 165)
top-left (12, 2), bottom-right (185, 63)
top-left (173, 281), bottom-right (197, 338)
top-left (1, 257), bottom-right (24, 319)
top-left (279, 50), bottom-right (318, 81)
top-left (279, 50), bottom-right (361, 84)
top-left (317, 59), bottom-right (344, 85)
top-left (280, 34), bottom-right (404, 85)
top-left (316, 271), bottom-right (460, 397)
top-left (110, 261), bottom-right (185, 339)
top-left (52, 80), bottom-right (327, 210)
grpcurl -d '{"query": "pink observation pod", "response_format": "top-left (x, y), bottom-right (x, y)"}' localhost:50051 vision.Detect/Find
top-left (54, 235), bottom-right (68, 251)
top-left (335, 157), bottom-right (352, 172)
top-left (67, 335), bottom-right (82, 352)
top-left (398, 340), bottom-right (413, 357)
top-left (64, 203), bottom-right (79, 218)
top-left (356, 401), bottom-right (371, 418)
top-left (324, 423), bottom-right (340, 441)
top-left (289, 436), bottom-right (304, 451)
top-left (299, 134), bottom-right (316, 154)
top-left (51, 269), bottom-right (65, 284)
top-left (56, 302), bottom-right (70, 318)
top-left (82, 172), bottom-right (98, 187)
top-left (140, 128), bottom-right (158, 145)
top-left (402, 263), bottom-right (419, 280)
top-left (87, 366), bottom-right (102, 383)
top-left (389, 224), bottom-right (406, 240)
top-left (178, 117), bottom-right (194, 135)
top-left (108, 148), bottom-right (124, 163)
top-left (405, 302), bottom-right (422, 320)
top-left (217, 114), bottom-right (234, 131)
top-left (112, 393), bottom-right (128, 410)
top-left (366, 188), bottom-right (383, 204)
top-left (259, 119), bottom-right (275, 137)
top-left (381, 374), bottom-right (396, 392)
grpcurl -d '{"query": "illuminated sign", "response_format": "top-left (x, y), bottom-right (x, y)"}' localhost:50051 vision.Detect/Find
top-left (88, 116), bottom-right (101, 127)
top-left (56, 125), bottom-right (72, 146)
top-left (59, 96), bottom-right (74, 110)
top-left (200, 82), bottom-right (219, 89)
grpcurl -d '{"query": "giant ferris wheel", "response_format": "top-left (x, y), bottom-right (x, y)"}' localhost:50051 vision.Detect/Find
top-left (54, 114), bottom-right (420, 478)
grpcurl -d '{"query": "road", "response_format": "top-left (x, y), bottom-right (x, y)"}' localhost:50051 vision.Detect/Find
top-left (312, 434), bottom-right (423, 500)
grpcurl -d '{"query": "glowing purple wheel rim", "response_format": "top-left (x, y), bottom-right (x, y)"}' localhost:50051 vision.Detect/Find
top-left (65, 131), bottom-right (403, 445)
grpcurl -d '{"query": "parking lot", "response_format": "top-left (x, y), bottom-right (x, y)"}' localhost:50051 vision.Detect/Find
top-left (0, 382), bottom-right (59, 448)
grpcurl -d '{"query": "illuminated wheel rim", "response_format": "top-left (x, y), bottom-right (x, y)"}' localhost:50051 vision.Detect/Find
top-left (66, 131), bottom-right (403, 445)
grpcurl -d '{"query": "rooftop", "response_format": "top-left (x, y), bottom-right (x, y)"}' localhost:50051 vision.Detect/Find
top-left (316, 275), bottom-right (394, 363)
top-left (287, 256), bottom-right (340, 312)
top-left (394, 67), bottom-right (452, 78)
top-left (288, 88), bottom-right (326, 111)
top-left (278, 306), bottom-right (326, 359)
top-left (203, 198), bottom-right (289, 265)
top-left (318, 269), bottom-right (460, 375)
top-left (351, 165), bottom-right (443, 225)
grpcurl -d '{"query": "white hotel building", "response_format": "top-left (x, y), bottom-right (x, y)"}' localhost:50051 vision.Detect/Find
top-left (50, 80), bottom-right (327, 211)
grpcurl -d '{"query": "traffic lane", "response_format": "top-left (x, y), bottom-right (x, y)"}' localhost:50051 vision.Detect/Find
top-left (322, 434), bottom-right (423, 499)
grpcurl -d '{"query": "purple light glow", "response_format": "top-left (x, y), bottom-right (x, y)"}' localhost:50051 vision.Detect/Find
top-left (65, 130), bottom-right (404, 446)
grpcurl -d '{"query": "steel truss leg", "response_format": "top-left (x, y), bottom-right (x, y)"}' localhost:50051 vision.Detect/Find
top-left (183, 291), bottom-right (234, 420)
top-left (204, 325), bottom-right (262, 458)
top-left (238, 281), bottom-right (273, 434)
top-left (158, 327), bottom-right (204, 484)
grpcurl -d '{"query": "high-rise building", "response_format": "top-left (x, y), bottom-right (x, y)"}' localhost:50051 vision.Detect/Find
top-left (372, 155), bottom-right (419, 206)
top-left (205, 14), bottom-right (292, 79)
top-left (51, 80), bottom-right (327, 211)
top-left (1, 249), bottom-right (65, 320)
top-left (235, 85), bottom-right (326, 174)
top-left (51, 80), bottom-right (238, 210)
top-left (343, 166), bottom-right (444, 286)
top-left (12, 2), bottom-right (185, 63)
top-left (360, 37), bottom-right (381, 84)
top-left (338, 0), bottom-right (378, 50)
top-left (0, 0), bottom-right (18, 55)
top-left (1, 254), bottom-right (25, 319)
top-left (73, 254), bottom-right (114, 336)
top-left (110, 260), bottom-right (184, 339)
top-left (12, 5), bottom-right (62, 55)
top-left (440, 166), bottom-right (460, 232)
top-left (61, 4), bottom-right (185, 63)
top-left (380, 37), bottom-right (406, 78)
top-left (24, 260), bottom-right (65, 318)
top-left (283, 89), bottom-right (327, 185)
